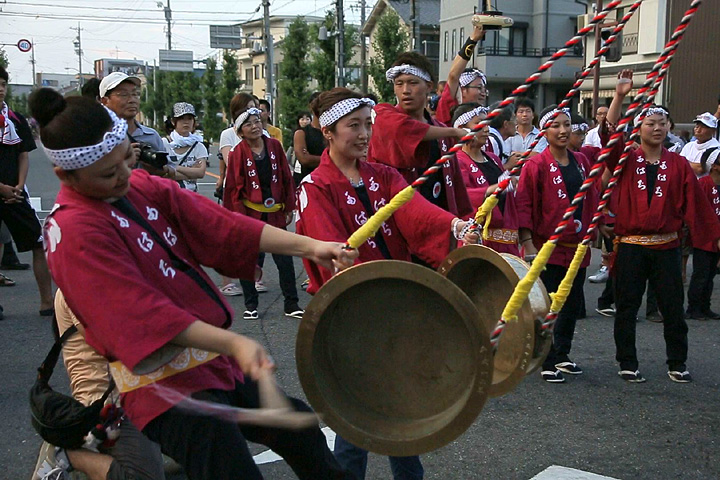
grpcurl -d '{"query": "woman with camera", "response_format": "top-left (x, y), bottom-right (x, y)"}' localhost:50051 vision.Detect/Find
top-left (161, 102), bottom-right (207, 193)
top-left (30, 87), bottom-right (357, 480)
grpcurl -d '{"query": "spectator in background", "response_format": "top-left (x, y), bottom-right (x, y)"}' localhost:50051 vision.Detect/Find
top-left (161, 102), bottom-right (207, 193)
top-left (293, 92), bottom-right (325, 185)
top-left (0, 65), bottom-right (53, 317)
top-left (257, 99), bottom-right (283, 146)
top-left (582, 105), bottom-right (608, 148)
top-left (679, 112), bottom-right (719, 177)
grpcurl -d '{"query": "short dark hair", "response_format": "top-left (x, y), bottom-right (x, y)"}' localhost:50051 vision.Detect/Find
top-left (488, 102), bottom-right (515, 129)
top-left (515, 97), bottom-right (535, 112)
top-left (570, 113), bottom-right (588, 126)
top-left (29, 88), bottom-right (112, 151)
top-left (258, 98), bottom-right (271, 111)
top-left (81, 78), bottom-right (101, 99)
top-left (0, 65), bottom-right (8, 82)
top-left (391, 51), bottom-right (436, 85)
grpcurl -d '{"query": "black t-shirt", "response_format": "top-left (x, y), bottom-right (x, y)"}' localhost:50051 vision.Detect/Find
top-left (646, 163), bottom-right (659, 205)
top-left (0, 112), bottom-right (36, 185)
top-left (299, 125), bottom-right (326, 179)
top-left (558, 152), bottom-right (584, 222)
top-left (354, 184), bottom-right (392, 260)
top-left (255, 148), bottom-right (273, 202)
top-left (477, 157), bottom-right (507, 213)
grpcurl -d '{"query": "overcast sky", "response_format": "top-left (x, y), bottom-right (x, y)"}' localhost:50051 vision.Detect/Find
top-left (1, 0), bottom-right (372, 85)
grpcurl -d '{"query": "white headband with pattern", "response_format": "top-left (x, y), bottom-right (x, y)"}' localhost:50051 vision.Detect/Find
top-left (319, 98), bottom-right (376, 128)
top-left (539, 108), bottom-right (571, 129)
top-left (386, 64), bottom-right (432, 83)
top-left (234, 108), bottom-right (263, 131)
top-left (634, 107), bottom-right (669, 126)
top-left (572, 123), bottom-right (589, 133)
top-left (453, 106), bottom-right (490, 128)
top-left (459, 69), bottom-right (487, 88)
top-left (44, 107), bottom-right (128, 170)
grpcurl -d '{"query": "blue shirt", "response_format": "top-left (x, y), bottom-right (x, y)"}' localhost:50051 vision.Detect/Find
top-left (128, 121), bottom-right (164, 153)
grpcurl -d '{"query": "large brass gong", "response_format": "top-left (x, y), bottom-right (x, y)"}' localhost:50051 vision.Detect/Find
top-left (297, 260), bottom-right (493, 456)
top-left (438, 245), bottom-right (550, 397)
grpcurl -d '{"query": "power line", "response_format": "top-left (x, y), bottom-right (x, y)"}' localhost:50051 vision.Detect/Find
top-left (1, 12), bottom-right (249, 25)
top-left (1, 1), bottom-right (254, 15)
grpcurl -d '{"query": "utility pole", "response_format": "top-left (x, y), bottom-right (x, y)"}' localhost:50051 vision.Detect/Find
top-left (263, 0), bottom-right (274, 121)
top-left (153, 59), bottom-right (157, 127)
top-left (336, 0), bottom-right (345, 87)
top-left (72, 23), bottom-right (83, 91)
top-left (410, 0), bottom-right (417, 51)
top-left (592, 0), bottom-right (602, 116)
top-left (30, 38), bottom-right (36, 88)
top-left (360, 0), bottom-right (367, 92)
top-left (164, 0), bottom-right (172, 50)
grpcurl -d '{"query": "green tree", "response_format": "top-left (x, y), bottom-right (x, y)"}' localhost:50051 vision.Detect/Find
top-left (368, 9), bottom-right (409, 102)
top-left (278, 17), bottom-right (311, 145)
top-left (0, 49), bottom-right (8, 68)
top-left (201, 57), bottom-right (223, 142)
top-left (219, 51), bottom-right (241, 120)
top-left (308, 11), bottom-right (359, 91)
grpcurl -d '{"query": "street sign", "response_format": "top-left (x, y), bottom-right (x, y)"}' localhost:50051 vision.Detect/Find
top-left (17, 39), bottom-right (32, 53)
top-left (210, 25), bottom-right (243, 50)
top-left (158, 49), bottom-right (194, 72)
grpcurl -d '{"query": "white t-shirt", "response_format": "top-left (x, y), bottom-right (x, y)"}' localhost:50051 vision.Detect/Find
top-left (583, 126), bottom-right (602, 148)
top-left (162, 139), bottom-right (209, 192)
top-left (680, 138), bottom-right (720, 165)
top-left (219, 127), bottom-right (241, 161)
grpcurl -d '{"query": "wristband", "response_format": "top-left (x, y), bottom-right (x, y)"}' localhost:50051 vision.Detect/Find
top-left (458, 38), bottom-right (479, 61)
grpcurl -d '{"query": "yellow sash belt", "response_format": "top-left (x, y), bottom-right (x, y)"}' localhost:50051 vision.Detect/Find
top-left (618, 232), bottom-right (678, 246)
top-left (242, 198), bottom-right (284, 213)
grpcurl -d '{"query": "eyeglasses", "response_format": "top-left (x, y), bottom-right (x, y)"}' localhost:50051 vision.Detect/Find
top-left (111, 91), bottom-right (141, 99)
top-left (464, 86), bottom-right (489, 94)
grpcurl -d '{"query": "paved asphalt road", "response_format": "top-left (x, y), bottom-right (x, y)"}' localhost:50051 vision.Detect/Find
top-left (1, 146), bottom-right (718, 479)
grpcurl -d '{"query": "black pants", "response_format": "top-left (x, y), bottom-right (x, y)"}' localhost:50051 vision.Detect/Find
top-left (614, 244), bottom-right (687, 371)
top-left (541, 264), bottom-right (586, 370)
top-left (2, 240), bottom-right (20, 265)
top-left (598, 276), bottom-right (658, 316)
top-left (143, 379), bottom-right (350, 480)
top-left (687, 248), bottom-right (720, 314)
top-left (241, 252), bottom-right (298, 311)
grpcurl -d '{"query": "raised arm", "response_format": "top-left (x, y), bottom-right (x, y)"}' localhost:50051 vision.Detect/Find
top-left (445, 24), bottom-right (485, 96)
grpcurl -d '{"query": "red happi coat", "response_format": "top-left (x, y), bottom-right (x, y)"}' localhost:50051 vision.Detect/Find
top-left (296, 149), bottom-right (456, 294)
top-left (368, 103), bottom-right (473, 217)
top-left (44, 170), bottom-right (264, 430)
top-left (606, 146), bottom-right (720, 250)
top-left (515, 147), bottom-right (598, 268)
top-left (697, 176), bottom-right (720, 252)
top-left (223, 136), bottom-right (295, 228)
top-left (435, 83), bottom-right (457, 126)
top-left (455, 149), bottom-right (520, 255)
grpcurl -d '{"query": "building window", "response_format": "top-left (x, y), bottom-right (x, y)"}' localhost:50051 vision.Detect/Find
top-left (509, 26), bottom-right (527, 55)
top-left (254, 65), bottom-right (260, 79)
top-left (444, 31), bottom-right (449, 61)
top-left (451, 29), bottom-right (457, 58)
top-left (245, 68), bottom-right (253, 86)
top-left (460, 27), bottom-right (465, 44)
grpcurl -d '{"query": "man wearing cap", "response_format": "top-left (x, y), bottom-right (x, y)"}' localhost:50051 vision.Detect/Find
top-left (679, 112), bottom-right (719, 177)
top-left (100, 72), bottom-right (165, 159)
top-left (435, 23), bottom-right (487, 126)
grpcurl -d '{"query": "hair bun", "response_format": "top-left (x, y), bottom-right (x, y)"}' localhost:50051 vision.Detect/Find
top-left (29, 88), bottom-right (67, 128)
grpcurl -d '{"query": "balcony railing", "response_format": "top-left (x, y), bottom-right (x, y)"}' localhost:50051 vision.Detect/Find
top-left (478, 46), bottom-right (583, 57)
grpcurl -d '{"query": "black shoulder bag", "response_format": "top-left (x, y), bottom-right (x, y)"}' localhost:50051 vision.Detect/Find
top-left (29, 323), bottom-right (116, 449)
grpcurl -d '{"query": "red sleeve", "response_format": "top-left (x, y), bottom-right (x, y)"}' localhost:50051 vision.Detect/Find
top-left (369, 104), bottom-right (431, 170)
top-left (682, 160), bottom-right (720, 249)
top-left (515, 158), bottom-right (540, 231)
top-left (389, 169), bottom-right (456, 267)
top-left (222, 146), bottom-right (244, 213)
top-left (296, 182), bottom-right (359, 293)
top-left (435, 84), bottom-right (458, 126)
top-left (140, 171), bottom-right (264, 279)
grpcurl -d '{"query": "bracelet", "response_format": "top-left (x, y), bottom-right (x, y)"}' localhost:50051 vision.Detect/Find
top-left (520, 237), bottom-right (532, 243)
top-left (458, 38), bottom-right (479, 61)
top-left (454, 219), bottom-right (476, 241)
top-left (451, 218), bottom-right (461, 239)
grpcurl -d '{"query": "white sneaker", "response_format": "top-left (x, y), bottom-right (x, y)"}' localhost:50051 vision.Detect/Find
top-left (588, 265), bottom-right (609, 283)
top-left (220, 283), bottom-right (243, 296)
top-left (34, 443), bottom-right (73, 480)
top-left (255, 280), bottom-right (268, 293)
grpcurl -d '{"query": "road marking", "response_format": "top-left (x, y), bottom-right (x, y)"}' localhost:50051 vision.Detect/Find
top-left (531, 466), bottom-right (620, 480)
top-left (253, 426), bottom-right (336, 465)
